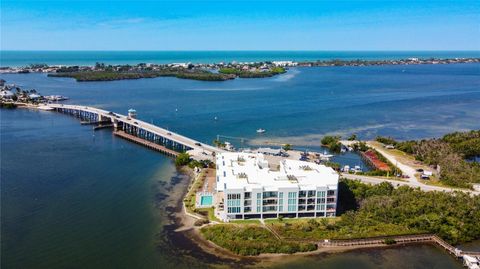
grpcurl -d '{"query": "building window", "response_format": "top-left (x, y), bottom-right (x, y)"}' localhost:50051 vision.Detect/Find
top-left (317, 191), bottom-right (325, 198)
top-left (287, 192), bottom-right (297, 212)
top-left (307, 190), bottom-right (316, 197)
top-left (316, 204), bottom-right (325, 211)
top-left (278, 192), bottom-right (283, 212)
top-left (227, 193), bottom-right (241, 214)
top-left (227, 207), bottom-right (241, 213)
top-left (327, 190), bottom-right (335, 196)
top-left (256, 193), bottom-right (262, 212)
top-left (317, 198), bottom-right (325, 204)
top-left (299, 191), bottom-right (306, 198)
top-left (244, 207), bottom-right (251, 213)
top-left (245, 192), bottom-right (251, 199)
top-left (263, 199), bottom-right (277, 205)
top-left (327, 197), bottom-right (335, 203)
top-left (263, 191), bottom-right (278, 198)
top-left (263, 206), bottom-right (277, 212)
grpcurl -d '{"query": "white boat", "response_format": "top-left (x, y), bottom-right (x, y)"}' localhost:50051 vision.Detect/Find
top-left (256, 128), bottom-right (266, 133)
top-left (463, 255), bottom-right (480, 269)
top-left (318, 150), bottom-right (334, 161)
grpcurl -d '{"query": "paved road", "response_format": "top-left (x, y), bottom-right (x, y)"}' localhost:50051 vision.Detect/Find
top-left (341, 173), bottom-right (480, 195)
top-left (365, 141), bottom-right (419, 184)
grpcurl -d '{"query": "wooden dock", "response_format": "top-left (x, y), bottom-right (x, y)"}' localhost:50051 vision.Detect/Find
top-left (317, 234), bottom-right (480, 258)
top-left (114, 130), bottom-right (179, 157)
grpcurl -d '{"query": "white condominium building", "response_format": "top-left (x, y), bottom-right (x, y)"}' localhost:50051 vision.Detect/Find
top-left (215, 152), bottom-right (339, 221)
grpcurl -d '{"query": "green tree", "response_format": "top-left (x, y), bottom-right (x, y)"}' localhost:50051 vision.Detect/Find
top-left (347, 134), bottom-right (357, 141)
top-left (175, 152), bottom-right (191, 166)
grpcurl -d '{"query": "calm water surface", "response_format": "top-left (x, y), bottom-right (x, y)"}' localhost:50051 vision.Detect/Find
top-left (2, 63), bottom-right (480, 268)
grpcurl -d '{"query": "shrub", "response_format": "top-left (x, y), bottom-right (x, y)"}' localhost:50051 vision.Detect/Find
top-left (175, 152), bottom-right (191, 166)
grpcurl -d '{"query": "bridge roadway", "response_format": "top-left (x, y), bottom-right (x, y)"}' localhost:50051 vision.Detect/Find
top-left (48, 104), bottom-right (225, 159)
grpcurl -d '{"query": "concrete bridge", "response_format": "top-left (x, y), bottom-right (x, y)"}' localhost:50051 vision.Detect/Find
top-left (48, 104), bottom-right (225, 159)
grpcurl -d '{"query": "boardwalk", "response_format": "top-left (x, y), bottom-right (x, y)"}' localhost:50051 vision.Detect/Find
top-left (48, 104), bottom-right (225, 159)
top-left (317, 234), bottom-right (480, 258)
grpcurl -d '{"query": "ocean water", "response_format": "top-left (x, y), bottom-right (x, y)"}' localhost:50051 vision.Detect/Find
top-left (1, 61), bottom-right (480, 268)
top-left (1, 50), bottom-right (480, 67)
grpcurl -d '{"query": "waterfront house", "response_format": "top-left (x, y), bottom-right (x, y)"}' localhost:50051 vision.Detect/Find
top-left (215, 152), bottom-right (339, 221)
top-left (28, 93), bottom-right (41, 100)
top-left (0, 90), bottom-right (15, 100)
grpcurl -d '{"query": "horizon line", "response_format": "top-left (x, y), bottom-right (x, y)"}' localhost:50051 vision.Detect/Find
top-left (2, 49), bottom-right (480, 52)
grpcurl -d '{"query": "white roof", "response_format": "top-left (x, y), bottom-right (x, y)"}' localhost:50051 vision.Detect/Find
top-left (1, 90), bottom-right (14, 97)
top-left (216, 152), bottom-right (338, 191)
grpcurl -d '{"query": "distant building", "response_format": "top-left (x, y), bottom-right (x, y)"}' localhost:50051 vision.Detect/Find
top-left (0, 90), bottom-right (14, 99)
top-left (272, 61), bottom-right (297, 67)
top-left (215, 152), bottom-right (339, 221)
top-left (28, 93), bottom-right (41, 100)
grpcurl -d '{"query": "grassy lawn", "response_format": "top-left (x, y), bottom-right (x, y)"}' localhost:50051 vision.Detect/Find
top-left (230, 219), bottom-right (261, 224)
top-left (265, 217), bottom-right (341, 225)
top-left (268, 221), bottom-right (424, 241)
top-left (200, 224), bottom-right (316, 256)
top-left (184, 170), bottom-right (205, 214)
top-left (195, 207), bottom-right (222, 223)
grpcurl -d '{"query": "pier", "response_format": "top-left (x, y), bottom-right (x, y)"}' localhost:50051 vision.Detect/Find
top-left (318, 234), bottom-right (480, 259)
top-left (48, 104), bottom-right (225, 160)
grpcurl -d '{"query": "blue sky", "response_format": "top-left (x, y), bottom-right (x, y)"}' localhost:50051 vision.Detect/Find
top-left (1, 0), bottom-right (479, 50)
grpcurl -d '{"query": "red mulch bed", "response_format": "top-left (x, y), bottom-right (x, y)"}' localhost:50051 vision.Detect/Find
top-left (362, 150), bottom-right (391, 171)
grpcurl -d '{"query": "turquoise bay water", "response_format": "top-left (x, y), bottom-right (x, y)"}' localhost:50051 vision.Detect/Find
top-left (1, 50), bottom-right (480, 67)
top-left (1, 61), bottom-right (480, 268)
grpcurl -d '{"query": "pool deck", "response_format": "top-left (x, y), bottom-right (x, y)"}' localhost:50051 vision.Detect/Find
top-left (195, 168), bottom-right (217, 208)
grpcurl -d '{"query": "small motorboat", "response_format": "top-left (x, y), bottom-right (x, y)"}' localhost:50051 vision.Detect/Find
top-left (256, 128), bottom-right (266, 133)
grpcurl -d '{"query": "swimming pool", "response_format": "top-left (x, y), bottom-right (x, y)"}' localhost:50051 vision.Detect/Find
top-left (200, 195), bottom-right (213, 206)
